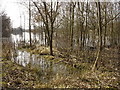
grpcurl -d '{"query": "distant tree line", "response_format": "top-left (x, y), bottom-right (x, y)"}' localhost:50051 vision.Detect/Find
top-left (0, 12), bottom-right (11, 37)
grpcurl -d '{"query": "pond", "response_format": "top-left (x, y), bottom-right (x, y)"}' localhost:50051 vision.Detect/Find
top-left (10, 32), bottom-right (81, 83)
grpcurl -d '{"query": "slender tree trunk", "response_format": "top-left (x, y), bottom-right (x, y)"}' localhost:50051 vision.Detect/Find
top-left (24, 14), bottom-right (25, 43)
top-left (92, 1), bottom-right (102, 71)
top-left (81, 3), bottom-right (84, 49)
top-left (29, 0), bottom-right (32, 46)
top-left (50, 27), bottom-right (53, 55)
top-left (70, 3), bottom-right (75, 50)
top-left (76, 5), bottom-right (80, 51)
top-left (104, 3), bottom-right (107, 46)
top-left (111, 10), bottom-right (114, 46)
top-left (50, 1), bottom-right (53, 55)
top-left (84, 1), bottom-right (88, 48)
top-left (45, 31), bottom-right (47, 46)
top-left (69, 3), bottom-right (72, 49)
top-left (81, 23), bottom-right (84, 49)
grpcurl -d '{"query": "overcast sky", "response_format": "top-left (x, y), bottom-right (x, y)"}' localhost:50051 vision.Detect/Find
top-left (0, 0), bottom-right (29, 29)
top-left (0, 0), bottom-right (119, 29)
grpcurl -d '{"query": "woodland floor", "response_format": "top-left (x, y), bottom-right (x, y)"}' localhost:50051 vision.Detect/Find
top-left (2, 45), bottom-right (120, 89)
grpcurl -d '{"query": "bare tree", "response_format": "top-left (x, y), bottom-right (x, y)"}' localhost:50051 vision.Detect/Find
top-left (92, 1), bottom-right (102, 71)
top-left (33, 1), bottom-right (60, 55)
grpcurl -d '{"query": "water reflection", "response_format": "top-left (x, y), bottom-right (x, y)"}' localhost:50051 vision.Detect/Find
top-left (15, 51), bottom-right (30, 66)
top-left (10, 32), bottom-right (80, 83)
top-left (13, 50), bottom-right (78, 83)
top-left (10, 31), bottom-right (112, 83)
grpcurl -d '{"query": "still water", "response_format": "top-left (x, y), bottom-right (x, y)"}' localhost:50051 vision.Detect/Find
top-left (11, 32), bottom-right (80, 83)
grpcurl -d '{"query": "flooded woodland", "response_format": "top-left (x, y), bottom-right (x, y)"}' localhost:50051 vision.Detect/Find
top-left (1, 1), bottom-right (120, 89)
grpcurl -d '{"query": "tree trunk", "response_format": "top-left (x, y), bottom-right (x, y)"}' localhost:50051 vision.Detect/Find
top-left (24, 14), bottom-right (25, 43)
top-left (29, 0), bottom-right (32, 46)
top-left (49, 1), bottom-right (53, 55)
top-left (92, 1), bottom-right (102, 71)
top-left (50, 31), bottom-right (53, 55)
top-left (104, 3), bottom-right (107, 46)
top-left (70, 3), bottom-right (75, 50)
